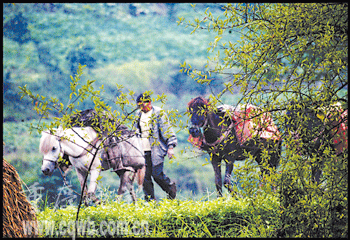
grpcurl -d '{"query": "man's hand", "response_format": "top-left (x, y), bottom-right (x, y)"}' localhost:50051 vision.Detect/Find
top-left (167, 147), bottom-right (175, 159)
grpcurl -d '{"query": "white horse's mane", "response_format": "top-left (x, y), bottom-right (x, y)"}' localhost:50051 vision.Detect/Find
top-left (39, 127), bottom-right (97, 155)
top-left (39, 131), bottom-right (57, 154)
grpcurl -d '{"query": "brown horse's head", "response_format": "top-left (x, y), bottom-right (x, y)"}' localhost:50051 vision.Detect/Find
top-left (187, 96), bottom-right (210, 127)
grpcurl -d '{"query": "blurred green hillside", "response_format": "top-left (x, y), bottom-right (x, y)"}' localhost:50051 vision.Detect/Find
top-left (3, 3), bottom-right (232, 121)
top-left (3, 3), bottom-right (240, 205)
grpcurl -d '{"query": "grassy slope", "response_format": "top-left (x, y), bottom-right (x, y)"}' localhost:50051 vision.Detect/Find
top-left (36, 194), bottom-right (280, 237)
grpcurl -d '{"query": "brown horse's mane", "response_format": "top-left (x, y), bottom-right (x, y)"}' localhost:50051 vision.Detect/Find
top-left (187, 96), bottom-right (209, 110)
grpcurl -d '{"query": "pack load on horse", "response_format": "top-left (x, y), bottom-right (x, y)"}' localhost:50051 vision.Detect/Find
top-left (188, 103), bottom-right (281, 148)
top-left (314, 102), bottom-right (347, 155)
top-left (40, 109), bottom-right (145, 204)
top-left (187, 96), bottom-right (282, 197)
top-left (286, 101), bottom-right (348, 183)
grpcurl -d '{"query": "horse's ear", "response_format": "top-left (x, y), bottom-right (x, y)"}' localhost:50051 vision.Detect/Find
top-left (56, 126), bottom-right (64, 137)
top-left (48, 128), bottom-right (57, 135)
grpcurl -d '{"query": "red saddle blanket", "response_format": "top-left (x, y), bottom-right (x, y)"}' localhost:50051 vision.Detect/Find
top-left (230, 104), bottom-right (281, 144)
top-left (319, 103), bottom-right (348, 155)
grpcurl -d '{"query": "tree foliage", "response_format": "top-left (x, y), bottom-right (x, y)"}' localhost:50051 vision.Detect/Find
top-left (179, 3), bottom-right (347, 237)
top-left (179, 3), bottom-right (347, 106)
top-left (7, 3), bottom-right (348, 237)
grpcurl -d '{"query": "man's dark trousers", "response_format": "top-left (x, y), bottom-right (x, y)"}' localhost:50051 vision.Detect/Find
top-left (143, 151), bottom-right (172, 201)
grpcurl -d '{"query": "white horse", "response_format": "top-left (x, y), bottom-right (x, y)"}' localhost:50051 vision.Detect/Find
top-left (39, 126), bottom-right (145, 204)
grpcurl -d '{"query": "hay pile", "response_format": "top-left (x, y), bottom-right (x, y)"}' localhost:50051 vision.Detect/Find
top-left (3, 158), bottom-right (37, 237)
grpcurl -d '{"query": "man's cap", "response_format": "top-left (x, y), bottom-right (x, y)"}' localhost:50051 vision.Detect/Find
top-left (136, 92), bottom-right (151, 103)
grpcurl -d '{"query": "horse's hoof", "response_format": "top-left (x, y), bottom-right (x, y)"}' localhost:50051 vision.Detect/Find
top-left (94, 198), bottom-right (102, 205)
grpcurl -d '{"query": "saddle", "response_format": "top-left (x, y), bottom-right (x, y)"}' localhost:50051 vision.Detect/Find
top-left (101, 131), bottom-right (136, 173)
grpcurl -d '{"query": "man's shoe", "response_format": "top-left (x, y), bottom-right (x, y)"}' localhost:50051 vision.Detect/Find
top-left (145, 194), bottom-right (156, 202)
top-left (168, 182), bottom-right (176, 199)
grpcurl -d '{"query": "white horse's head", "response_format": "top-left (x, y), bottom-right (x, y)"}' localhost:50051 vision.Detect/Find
top-left (40, 126), bottom-right (100, 176)
top-left (39, 127), bottom-right (64, 176)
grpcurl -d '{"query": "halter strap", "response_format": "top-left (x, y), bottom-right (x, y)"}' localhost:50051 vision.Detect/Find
top-left (202, 119), bottom-right (235, 147)
top-left (42, 158), bottom-right (58, 164)
top-left (201, 117), bottom-right (209, 129)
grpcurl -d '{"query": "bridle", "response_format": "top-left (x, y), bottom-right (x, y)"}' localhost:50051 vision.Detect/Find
top-left (42, 137), bottom-right (63, 169)
top-left (201, 112), bottom-right (235, 148)
top-left (190, 109), bottom-right (235, 149)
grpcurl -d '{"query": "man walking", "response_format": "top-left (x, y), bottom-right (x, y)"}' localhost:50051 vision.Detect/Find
top-left (134, 92), bottom-right (177, 201)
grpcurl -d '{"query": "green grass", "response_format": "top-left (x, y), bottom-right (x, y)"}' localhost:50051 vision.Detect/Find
top-left (35, 193), bottom-right (280, 237)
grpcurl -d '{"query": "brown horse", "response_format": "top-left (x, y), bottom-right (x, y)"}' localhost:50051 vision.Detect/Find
top-left (187, 96), bottom-right (282, 197)
top-left (286, 101), bottom-right (348, 183)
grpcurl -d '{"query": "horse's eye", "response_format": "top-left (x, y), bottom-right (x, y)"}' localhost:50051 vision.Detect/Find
top-left (52, 146), bottom-right (57, 151)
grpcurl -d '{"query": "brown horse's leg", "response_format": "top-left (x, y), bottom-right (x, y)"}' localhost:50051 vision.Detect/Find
top-left (312, 165), bottom-right (322, 184)
top-left (255, 140), bottom-right (281, 190)
top-left (268, 140), bottom-right (282, 170)
top-left (211, 155), bottom-right (223, 197)
top-left (224, 159), bottom-right (234, 194)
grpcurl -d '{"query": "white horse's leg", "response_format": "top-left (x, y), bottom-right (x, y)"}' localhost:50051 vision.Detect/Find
top-left (127, 171), bottom-right (137, 202)
top-left (75, 168), bottom-right (88, 195)
top-left (87, 168), bottom-right (102, 204)
top-left (73, 161), bottom-right (101, 205)
top-left (88, 168), bottom-right (101, 194)
top-left (117, 170), bottom-right (137, 202)
top-left (74, 167), bottom-right (91, 205)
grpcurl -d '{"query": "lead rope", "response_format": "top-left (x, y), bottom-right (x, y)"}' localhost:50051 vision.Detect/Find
top-left (57, 165), bottom-right (81, 196)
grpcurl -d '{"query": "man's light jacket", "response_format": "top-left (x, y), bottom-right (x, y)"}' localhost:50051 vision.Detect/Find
top-left (133, 106), bottom-right (177, 166)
